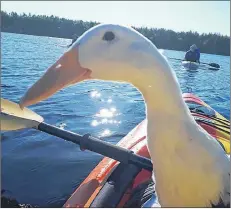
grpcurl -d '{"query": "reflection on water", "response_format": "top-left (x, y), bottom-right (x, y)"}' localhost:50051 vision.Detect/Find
top-left (95, 108), bottom-right (119, 118)
top-left (181, 68), bottom-right (198, 91)
top-left (100, 129), bottom-right (111, 137)
top-left (91, 106), bottom-right (121, 138)
top-left (107, 98), bottom-right (113, 103)
top-left (89, 90), bottom-right (122, 138)
top-left (91, 119), bottom-right (121, 127)
top-left (90, 90), bottom-right (101, 98)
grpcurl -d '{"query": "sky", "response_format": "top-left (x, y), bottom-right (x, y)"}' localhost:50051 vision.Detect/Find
top-left (2, 1), bottom-right (230, 36)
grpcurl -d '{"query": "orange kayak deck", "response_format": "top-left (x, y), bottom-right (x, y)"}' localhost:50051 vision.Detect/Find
top-left (64, 93), bottom-right (230, 208)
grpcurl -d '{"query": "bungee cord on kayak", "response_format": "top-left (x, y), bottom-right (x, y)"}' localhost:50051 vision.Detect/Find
top-left (194, 119), bottom-right (230, 134)
top-left (189, 105), bottom-right (230, 126)
top-left (193, 113), bottom-right (230, 129)
top-left (17, 24), bottom-right (230, 207)
top-left (189, 105), bottom-right (230, 122)
top-left (192, 111), bottom-right (230, 126)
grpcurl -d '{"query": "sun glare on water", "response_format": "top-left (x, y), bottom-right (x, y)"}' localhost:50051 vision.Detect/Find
top-left (91, 90), bottom-right (101, 98)
top-left (100, 129), bottom-right (111, 137)
top-left (89, 90), bottom-right (122, 138)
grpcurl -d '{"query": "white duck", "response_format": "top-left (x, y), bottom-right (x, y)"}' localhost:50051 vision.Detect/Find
top-left (19, 24), bottom-right (230, 207)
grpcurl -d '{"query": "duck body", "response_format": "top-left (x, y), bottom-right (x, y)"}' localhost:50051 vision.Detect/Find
top-left (148, 114), bottom-right (230, 207)
top-left (19, 23), bottom-right (230, 207)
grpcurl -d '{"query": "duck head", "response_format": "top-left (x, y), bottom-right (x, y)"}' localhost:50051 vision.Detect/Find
top-left (19, 24), bottom-right (177, 108)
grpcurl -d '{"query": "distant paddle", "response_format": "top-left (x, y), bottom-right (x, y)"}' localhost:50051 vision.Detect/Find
top-left (168, 57), bottom-right (220, 69)
top-left (200, 62), bottom-right (220, 69)
top-left (67, 35), bottom-right (78, 47)
top-left (1, 98), bottom-right (153, 172)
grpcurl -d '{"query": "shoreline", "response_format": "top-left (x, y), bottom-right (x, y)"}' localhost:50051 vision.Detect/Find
top-left (1, 11), bottom-right (230, 56)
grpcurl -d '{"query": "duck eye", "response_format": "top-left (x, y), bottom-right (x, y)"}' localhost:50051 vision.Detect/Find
top-left (102, 31), bottom-right (115, 41)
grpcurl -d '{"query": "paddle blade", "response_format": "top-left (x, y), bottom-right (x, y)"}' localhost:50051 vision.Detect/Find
top-left (209, 63), bottom-right (220, 68)
top-left (1, 98), bottom-right (44, 131)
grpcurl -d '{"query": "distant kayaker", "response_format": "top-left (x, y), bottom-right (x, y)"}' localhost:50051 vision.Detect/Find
top-left (184, 44), bottom-right (200, 63)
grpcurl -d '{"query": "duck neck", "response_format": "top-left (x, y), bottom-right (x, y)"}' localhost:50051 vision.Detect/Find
top-left (134, 66), bottom-right (191, 121)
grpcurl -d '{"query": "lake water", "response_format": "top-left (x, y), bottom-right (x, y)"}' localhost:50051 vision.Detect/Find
top-left (1, 32), bottom-right (230, 207)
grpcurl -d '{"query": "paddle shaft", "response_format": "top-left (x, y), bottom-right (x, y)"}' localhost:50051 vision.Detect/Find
top-left (38, 122), bottom-right (153, 171)
top-left (168, 57), bottom-right (220, 68)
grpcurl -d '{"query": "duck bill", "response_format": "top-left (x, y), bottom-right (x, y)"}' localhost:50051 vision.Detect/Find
top-left (19, 48), bottom-right (91, 108)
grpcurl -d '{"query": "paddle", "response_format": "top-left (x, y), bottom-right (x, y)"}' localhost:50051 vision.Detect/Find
top-left (1, 98), bottom-right (153, 172)
top-left (168, 57), bottom-right (220, 69)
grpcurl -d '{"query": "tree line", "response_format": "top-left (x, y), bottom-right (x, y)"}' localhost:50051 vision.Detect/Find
top-left (1, 11), bottom-right (230, 56)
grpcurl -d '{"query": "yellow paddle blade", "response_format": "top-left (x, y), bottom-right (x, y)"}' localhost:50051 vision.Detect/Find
top-left (1, 98), bottom-right (44, 131)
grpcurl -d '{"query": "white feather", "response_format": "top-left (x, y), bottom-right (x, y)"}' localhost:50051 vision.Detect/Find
top-left (75, 23), bottom-right (230, 207)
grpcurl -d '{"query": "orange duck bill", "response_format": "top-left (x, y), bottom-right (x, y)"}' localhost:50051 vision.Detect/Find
top-left (19, 48), bottom-right (91, 108)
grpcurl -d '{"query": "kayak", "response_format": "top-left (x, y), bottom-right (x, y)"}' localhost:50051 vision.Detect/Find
top-left (182, 61), bottom-right (199, 70)
top-left (63, 93), bottom-right (230, 208)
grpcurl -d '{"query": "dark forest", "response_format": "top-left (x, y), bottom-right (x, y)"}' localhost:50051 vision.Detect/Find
top-left (1, 11), bottom-right (230, 56)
